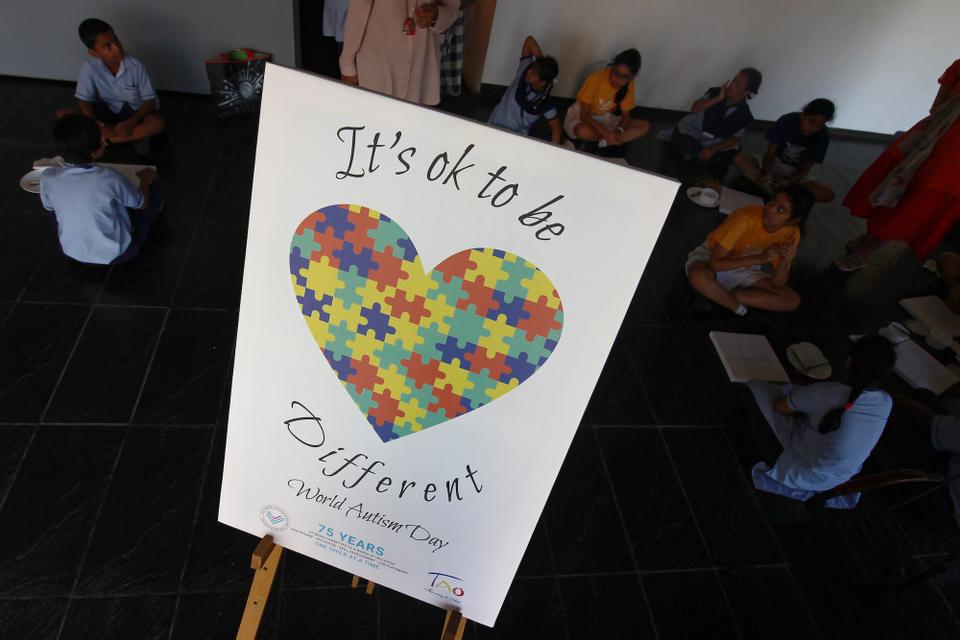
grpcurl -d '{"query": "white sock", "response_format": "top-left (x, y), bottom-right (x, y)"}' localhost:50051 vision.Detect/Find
top-left (734, 304), bottom-right (748, 316)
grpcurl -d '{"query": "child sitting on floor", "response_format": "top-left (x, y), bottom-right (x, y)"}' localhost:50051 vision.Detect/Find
top-left (668, 67), bottom-right (761, 178)
top-left (734, 99), bottom-right (837, 203)
top-left (488, 35), bottom-right (562, 144)
top-left (40, 114), bottom-right (161, 265)
top-left (739, 335), bottom-right (896, 508)
top-left (686, 185), bottom-right (814, 315)
top-left (56, 18), bottom-right (164, 152)
top-left (563, 48), bottom-right (650, 148)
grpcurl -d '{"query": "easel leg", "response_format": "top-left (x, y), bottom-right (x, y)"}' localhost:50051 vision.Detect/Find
top-left (350, 574), bottom-right (377, 594)
top-left (440, 609), bottom-right (467, 640)
top-left (237, 535), bottom-right (283, 640)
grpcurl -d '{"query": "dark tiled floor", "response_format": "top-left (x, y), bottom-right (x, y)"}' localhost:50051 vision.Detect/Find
top-left (1, 74), bottom-right (959, 639)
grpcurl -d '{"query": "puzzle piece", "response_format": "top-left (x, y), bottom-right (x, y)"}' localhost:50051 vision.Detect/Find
top-left (464, 248), bottom-right (510, 289)
top-left (434, 251), bottom-right (477, 283)
top-left (517, 295), bottom-right (564, 341)
top-left (358, 302), bottom-right (396, 341)
top-left (488, 289), bottom-right (530, 325)
top-left (477, 314), bottom-right (516, 355)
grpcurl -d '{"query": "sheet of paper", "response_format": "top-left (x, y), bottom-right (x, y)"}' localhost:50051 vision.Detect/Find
top-left (719, 187), bottom-right (764, 215)
top-left (900, 296), bottom-right (960, 338)
top-left (709, 331), bottom-right (789, 383)
top-left (892, 339), bottom-right (959, 395)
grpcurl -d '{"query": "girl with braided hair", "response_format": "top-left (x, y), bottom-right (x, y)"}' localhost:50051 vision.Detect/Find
top-left (738, 335), bottom-right (896, 507)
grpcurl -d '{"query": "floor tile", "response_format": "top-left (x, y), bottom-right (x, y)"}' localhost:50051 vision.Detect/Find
top-left (643, 570), bottom-right (739, 640)
top-left (515, 518), bottom-right (554, 577)
top-left (0, 598), bottom-right (67, 639)
top-left (20, 252), bottom-right (111, 304)
top-left (172, 224), bottom-right (246, 309)
top-left (134, 309), bottom-right (236, 424)
top-left (476, 578), bottom-right (567, 639)
top-left (170, 592), bottom-right (267, 640)
top-left (60, 595), bottom-right (176, 640)
top-left (597, 428), bottom-right (711, 570)
top-left (587, 329), bottom-right (656, 425)
top-left (0, 303), bottom-right (88, 421)
top-left (663, 427), bottom-right (783, 566)
top-left (624, 326), bottom-right (719, 424)
top-left (0, 426), bottom-right (124, 597)
top-left (0, 424), bottom-right (33, 509)
top-left (44, 306), bottom-right (166, 423)
top-left (74, 426), bottom-right (212, 595)
top-left (376, 587), bottom-right (451, 640)
top-left (719, 566), bottom-right (821, 640)
top-left (558, 574), bottom-right (657, 639)
top-left (180, 429), bottom-right (254, 592)
top-left (0, 208), bottom-right (56, 301)
top-left (202, 162), bottom-right (253, 226)
top-left (544, 427), bottom-right (634, 573)
top-left (99, 222), bottom-right (196, 306)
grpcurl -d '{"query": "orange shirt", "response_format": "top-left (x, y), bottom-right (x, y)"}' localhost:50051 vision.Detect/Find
top-left (706, 205), bottom-right (800, 268)
top-left (575, 68), bottom-right (636, 116)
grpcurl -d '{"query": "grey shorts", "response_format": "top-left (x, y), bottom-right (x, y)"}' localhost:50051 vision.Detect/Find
top-left (685, 243), bottom-right (769, 290)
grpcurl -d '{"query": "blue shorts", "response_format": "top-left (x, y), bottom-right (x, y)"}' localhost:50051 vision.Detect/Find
top-left (92, 101), bottom-right (136, 125)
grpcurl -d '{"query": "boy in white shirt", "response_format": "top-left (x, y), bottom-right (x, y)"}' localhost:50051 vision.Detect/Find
top-left (41, 114), bottom-right (161, 265)
top-left (56, 18), bottom-right (164, 151)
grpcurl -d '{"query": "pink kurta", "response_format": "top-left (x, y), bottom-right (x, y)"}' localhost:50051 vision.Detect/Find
top-left (340, 0), bottom-right (460, 106)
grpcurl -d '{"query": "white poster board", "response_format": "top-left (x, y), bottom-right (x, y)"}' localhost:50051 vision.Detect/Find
top-left (220, 64), bottom-right (677, 627)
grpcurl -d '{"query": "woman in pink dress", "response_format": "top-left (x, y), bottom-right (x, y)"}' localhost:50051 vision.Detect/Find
top-left (339, 0), bottom-right (461, 106)
top-left (836, 59), bottom-right (960, 271)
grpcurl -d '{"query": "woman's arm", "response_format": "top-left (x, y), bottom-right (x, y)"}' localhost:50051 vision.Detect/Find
top-left (760, 144), bottom-right (778, 180)
top-left (339, 0), bottom-right (374, 82)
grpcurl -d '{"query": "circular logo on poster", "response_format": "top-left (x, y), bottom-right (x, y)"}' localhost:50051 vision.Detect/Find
top-left (259, 505), bottom-right (289, 530)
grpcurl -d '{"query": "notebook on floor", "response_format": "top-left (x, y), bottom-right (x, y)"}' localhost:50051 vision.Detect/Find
top-left (900, 296), bottom-right (960, 338)
top-left (709, 331), bottom-right (790, 383)
top-left (891, 339), bottom-right (959, 395)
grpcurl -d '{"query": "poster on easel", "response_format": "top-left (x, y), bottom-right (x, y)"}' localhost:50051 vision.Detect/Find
top-left (219, 63), bottom-right (677, 627)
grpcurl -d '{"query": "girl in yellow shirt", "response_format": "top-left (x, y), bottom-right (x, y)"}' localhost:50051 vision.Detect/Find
top-left (686, 185), bottom-right (815, 315)
top-left (563, 49), bottom-right (650, 148)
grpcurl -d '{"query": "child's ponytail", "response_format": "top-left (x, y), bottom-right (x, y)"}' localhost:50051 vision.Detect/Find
top-left (817, 335), bottom-right (896, 433)
top-left (610, 49), bottom-right (641, 116)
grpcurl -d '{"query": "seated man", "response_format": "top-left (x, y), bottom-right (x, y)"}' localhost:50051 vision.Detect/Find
top-left (56, 18), bottom-right (164, 153)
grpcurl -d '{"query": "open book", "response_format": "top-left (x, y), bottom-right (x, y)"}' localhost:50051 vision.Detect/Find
top-left (900, 296), bottom-right (960, 338)
top-left (709, 331), bottom-right (790, 383)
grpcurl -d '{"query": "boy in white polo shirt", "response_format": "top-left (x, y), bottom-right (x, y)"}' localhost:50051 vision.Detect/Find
top-left (41, 114), bottom-right (161, 265)
top-left (56, 18), bottom-right (164, 152)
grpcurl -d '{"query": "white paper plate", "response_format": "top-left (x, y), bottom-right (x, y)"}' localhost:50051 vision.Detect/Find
top-left (787, 342), bottom-right (832, 380)
top-left (19, 168), bottom-right (44, 194)
top-left (686, 186), bottom-right (718, 209)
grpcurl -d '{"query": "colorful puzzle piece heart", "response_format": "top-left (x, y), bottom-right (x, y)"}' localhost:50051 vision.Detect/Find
top-left (290, 204), bottom-right (564, 442)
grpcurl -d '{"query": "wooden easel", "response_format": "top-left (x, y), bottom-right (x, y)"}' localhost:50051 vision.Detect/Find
top-left (236, 535), bottom-right (283, 640)
top-left (237, 535), bottom-right (470, 639)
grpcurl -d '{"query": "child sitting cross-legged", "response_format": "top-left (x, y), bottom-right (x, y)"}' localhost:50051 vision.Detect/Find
top-left (40, 114), bottom-right (162, 265)
top-left (56, 18), bottom-right (164, 153)
top-left (686, 185), bottom-right (815, 315)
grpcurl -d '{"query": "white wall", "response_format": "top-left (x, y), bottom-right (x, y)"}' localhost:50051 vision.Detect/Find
top-left (0, 0), bottom-right (296, 94)
top-left (483, 0), bottom-right (958, 134)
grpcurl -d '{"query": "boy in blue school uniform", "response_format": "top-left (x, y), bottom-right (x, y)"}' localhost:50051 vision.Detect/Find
top-left (56, 18), bottom-right (164, 152)
top-left (41, 114), bottom-right (162, 265)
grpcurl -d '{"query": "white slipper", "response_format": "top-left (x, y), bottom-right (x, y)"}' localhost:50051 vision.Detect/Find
top-left (835, 254), bottom-right (866, 272)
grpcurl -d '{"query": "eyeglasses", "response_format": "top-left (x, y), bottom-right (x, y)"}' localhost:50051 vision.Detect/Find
top-left (610, 69), bottom-right (633, 82)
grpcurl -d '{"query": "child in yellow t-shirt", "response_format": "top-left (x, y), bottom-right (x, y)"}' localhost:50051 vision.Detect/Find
top-left (686, 185), bottom-right (814, 315)
top-left (563, 49), bottom-right (650, 148)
